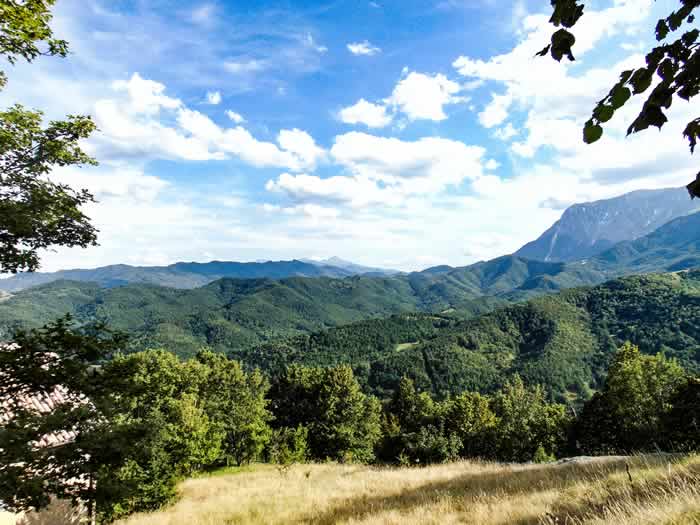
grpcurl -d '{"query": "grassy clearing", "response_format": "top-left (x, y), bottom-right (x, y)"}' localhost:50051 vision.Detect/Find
top-left (117, 455), bottom-right (700, 525)
top-left (395, 342), bottom-right (419, 352)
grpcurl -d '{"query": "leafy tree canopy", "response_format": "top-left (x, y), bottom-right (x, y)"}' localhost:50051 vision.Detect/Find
top-left (540, 0), bottom-right (700, 198)
top-left (0, 0), bottom-right (98, 273)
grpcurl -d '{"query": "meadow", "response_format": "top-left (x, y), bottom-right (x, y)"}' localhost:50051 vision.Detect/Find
top-left (115, 455), bottom-right (700, 525)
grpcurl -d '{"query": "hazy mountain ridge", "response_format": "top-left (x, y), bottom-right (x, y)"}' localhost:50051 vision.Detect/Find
top-left (515, 187), bottom-right (700, 262)
top-left (1, 210), bottom-right (699, 357)
top-left (301, 257), bottom-right (400, 276)
top-left (0, 259), bottom-right (366, 293)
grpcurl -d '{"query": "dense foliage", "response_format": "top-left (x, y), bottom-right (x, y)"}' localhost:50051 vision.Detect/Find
top-left (0, 0), bottom-right (98, 273)
top-left (0, 321), bottom-right (273, 522)
top-left (1, 316), bottom-right (697, 523)
top-left (238, 271), bottom-right (700, 402)
top-left (541, 0), bottom-right (700, 198)
top-left (2, 211), bottom-right (699, 361)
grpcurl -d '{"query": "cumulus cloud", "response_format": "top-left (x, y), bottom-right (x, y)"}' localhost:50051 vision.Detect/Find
top-left (347, 40), bottom-right (381, 56)
top-left (485, 159), bottom-right (501, 170)
top-left (330, 132), bottom-right (484, 187)
top-left (493, 123), bottom-right (518, 141)
top-left (451, 0), bottom-right (698, 187)
top-left (386, 71), bottom-right (465, 121)
top-left (453, 0), bottom-right (655, 135)
top-left (338, 98), bottom-right (393, 128)
top-left (478, 92), bottom-right (512, 128)
top-left (266, 172), bottom-right (391, 208)
top-left (337, 70), bottom-right (469, 130)
top-left (206, 91), bottom-right (222, 105)
top-left (90, 73), bottom-right (324, 171)
top-left (266, 132), bottom-right (487, 214)
top-left (225, 110), bottom-right (245, 123)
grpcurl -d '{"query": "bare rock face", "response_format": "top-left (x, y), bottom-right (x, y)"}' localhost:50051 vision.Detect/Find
top-left (516, 187), bottom-right (700, 262)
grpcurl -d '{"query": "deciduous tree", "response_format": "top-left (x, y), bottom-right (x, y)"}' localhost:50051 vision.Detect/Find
top-left (0, 0), bottom-right (98, 273)
top-left (540, 0), bottom-right (700, 197)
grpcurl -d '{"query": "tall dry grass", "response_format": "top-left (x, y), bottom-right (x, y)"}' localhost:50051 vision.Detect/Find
top-left (117, 454), bottom-right (700, 525)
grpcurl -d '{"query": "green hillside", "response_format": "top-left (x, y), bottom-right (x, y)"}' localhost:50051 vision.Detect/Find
top-left (235, 271), bottom-right (700, 401)
top-left (0, 276), bottom-right (426, 356)
top-left (1, 212), bottom-right (699, 359)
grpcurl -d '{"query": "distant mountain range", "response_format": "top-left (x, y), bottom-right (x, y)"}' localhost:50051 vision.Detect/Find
top-left (2, 186), bottom-right (695, 295)
top-left (0, 258), bottom-right (398, 293)
top-left (301, 257), bottom-right (400, 276)
top-left (515, 187), bottom-right (700, 262)
top-left (1, 209), bottom-right (698, 356)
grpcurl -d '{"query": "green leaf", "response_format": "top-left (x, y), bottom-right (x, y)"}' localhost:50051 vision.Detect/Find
top-left (610, 85), bottom-right (632, 109)
top-left (657, 59), bottom-right (677, 81)
top-left (583, 121), bottom-right (603, 144)
top-left (682, 29), bottom-right (700, 46)
top-left (595, 105), bottom-right (615, 123)
top-left (683, 118), bottom-right (700, 153)
top-left (655, 19), bottom-right (669, 41)
top-left (551, 28), bottom-right (576, 62)
top-left (619, 70), bottom-right (634, 83)
top-left (688, 172), bottom-right (700, 199)
top-left (630, 68), bottom-right (653, 94)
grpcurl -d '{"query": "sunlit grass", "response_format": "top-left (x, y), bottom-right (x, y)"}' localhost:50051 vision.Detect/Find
top-left (117, 454), bottom-right (700, 525)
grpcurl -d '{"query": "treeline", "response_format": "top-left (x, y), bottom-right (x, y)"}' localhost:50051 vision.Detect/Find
top-left (1, 319), bottom-right (698, 523)
top-left (236, 272), bottom-right (700, 401)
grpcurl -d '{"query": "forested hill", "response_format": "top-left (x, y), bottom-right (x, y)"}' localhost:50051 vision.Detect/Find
top-left (0, 212), bottom-right (698, 357)
top-left (0, 276), bottom-right (425, 355)
top-left (234, 271), bottom-right (700, 402)
top-left (0, 255), bottom-right (610, 356)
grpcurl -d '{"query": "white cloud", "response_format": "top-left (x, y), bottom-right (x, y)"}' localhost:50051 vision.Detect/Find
top-left (284, 204), bottom-right (340, 220)
top-left (206, 91), bottom-right (222, 105)
top-left (347, 41), bottom-right (381, 56)
top-left (453, 0), bottom-right (655, 136)
top-left (112, 73), bottom-right (181, 115)
top-left (338, 98), bottom-right (393, 128)
top-left (493, 123), bottom-right (518, 141)
top-left (225, 110), bottom-right (246, 123)
top-left (478, 92), bottom-right (512, 128)
top-left (336, 70), bottom-right (468, 128)
top-left (331, 132), bottom-right (484, 189)
top-left (386, 71), bottom-right (465, 121)
top-left (91, 73), bottom-right (324, 171)
top-left (266, 172), bottom-right (390, 208)
top-left (277, 129), bottom-right (326, 170)
top-left (450, 0), bottom-right (695, 187)
top-left (266, 132), bottom-right (487, 213)
top-left (304, 33), bottom-right (328, 53)
top-left (224, 59), bottom-right (267, 74)
top-left (485, 159), bottom-right (501, 170)
top-left (53, 164), bottom-right (169, 204)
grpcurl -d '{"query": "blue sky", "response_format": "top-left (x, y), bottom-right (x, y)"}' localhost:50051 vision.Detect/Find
top-left (1, 0), bottom-right (696, 271)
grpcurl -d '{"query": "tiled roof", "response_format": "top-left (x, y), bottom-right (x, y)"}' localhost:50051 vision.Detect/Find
top-left (0, 344), bottom-right (78, 449)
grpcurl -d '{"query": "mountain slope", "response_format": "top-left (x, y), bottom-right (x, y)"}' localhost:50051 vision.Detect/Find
top-left (235, 271), bottom-right (700, 401)
top-left (0, 259), bottom-right (355, 292)
top-left (0, 276), bottom-right (423, 356)
top-left (515, 187), bottom-right (699, 262)
top-left (1, 211), bottom-right (698, 358)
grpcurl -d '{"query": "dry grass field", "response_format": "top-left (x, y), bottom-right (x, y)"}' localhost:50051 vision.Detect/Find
top-left (116, 455), bottom-right (700, 525)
